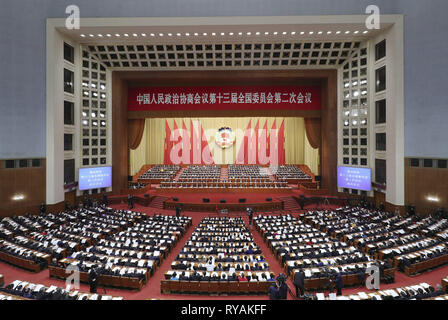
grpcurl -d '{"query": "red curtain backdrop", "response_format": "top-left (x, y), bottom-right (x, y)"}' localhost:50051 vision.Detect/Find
top-left (304, 117), bottom-right (321, 149)
top-left (128, 119), bottom-right (145, 150)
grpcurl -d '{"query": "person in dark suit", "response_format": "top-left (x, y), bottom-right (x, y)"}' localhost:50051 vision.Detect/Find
top-left (40, 203), bottom-right (46, 214)
top-left (247, 208), bottom-right (253, 226)
top-left (333, 273), bottom-right (344, 296)
top-left (293, 269), bottom-right (305, 297)
top-left (269, 282), bottom-right (280, 300)
top-left (175, 205), bottom-right (181, 218)
top-left (127, 194), bottom-right (134, 209)
top-left (88, 267), bottom-right (99, 293)
top-left (103, 193), bottom-right (108, 206)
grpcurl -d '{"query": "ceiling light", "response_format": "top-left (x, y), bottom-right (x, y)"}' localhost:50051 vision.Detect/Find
top-left (363, 31), bottom-right (369, 34)
top-left (185, 33), bottom-right (190, 36)
top-left (255, 32), bottom-right (260, 35)
top-left (115, 33), bottom-right (120, 37)
top-left (220, 32), bottom-right (225, 36)
top-left (193, 32), bottom-right (198, 36)
top-left (80, 34), bottom-right (86, 37)
top-left (97, 34), bottom-right (103, 37)
top-left (229, 32), bottom-right (234, 36)
top-left (309, 31), bottom-right (314, 35)
top-left (212, 32), bottom-right (216, 36)
top-left (124, 33), bottom-right (129, 37)
top-left (247, 32), bottom-right (251, 35)
top-left (336, 31), bottom-right (341, 34)
top-left (168, 33), bottom-right (173, 36)
top-left (354, 31), bottom-right (359, 34)
top-left (300, 31), bottom-right (305, 35)
top-left (238, 32), bottom-right (242, 35)
top-left (12, 194), bottom-right (25, 201)
top-left (345, 31), bottom-right (350, 34)
top-left (327, 31), bottom-right (332, 34)
top-left (150, 33), bottom-right (155, 37)
top-left (282, 31), bottom-right (287, 35)
top-left (273, 32), bottom-right (278, 35)
top-left (427, 196), bottom-right (440, 202)
top-left (141, 33), bottom-right (146, 37)
top-left (89, 34), bottom-right (94, 38)
top-left (318, 31), bottom-right (323, 34)
top-left (106, 34), bottom-right (112, 37)
top-left (159, 33), bottom-right (164, 36)
top-left (133, 33), bottom-right (138, 37)
top-left (176, 33), bottom-right (181, 36)
top-left (291, 31), bottom-right (296, 35)
top-left (264, 32), bottom-right (269, 35)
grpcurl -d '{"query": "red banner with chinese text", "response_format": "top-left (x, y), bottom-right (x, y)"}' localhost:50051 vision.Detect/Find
top-left (128, 86), bottom-right (321, 111)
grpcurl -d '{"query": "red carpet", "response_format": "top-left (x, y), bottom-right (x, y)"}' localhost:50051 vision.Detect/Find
top-left (0, 202), bottom-right (447, 300)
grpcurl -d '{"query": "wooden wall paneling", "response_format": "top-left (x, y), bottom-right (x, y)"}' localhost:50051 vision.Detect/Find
top-left (405, 158), bottom-right (448, 215)
top-left (112, 72), bottom-right (129, 194)
top-left (0, 160), bottom-right (46, 216)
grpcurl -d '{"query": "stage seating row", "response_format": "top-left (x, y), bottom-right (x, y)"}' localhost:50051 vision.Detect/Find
top-left (273, 165), bottom-right (311, 180)
top-left (139, 165), bottom-right (180, 180)
top-left (159, 181), bottom-right (290, 189)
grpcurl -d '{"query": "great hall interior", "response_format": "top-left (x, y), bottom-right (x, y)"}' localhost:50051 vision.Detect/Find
top-left (0, 0), bottom-right (448, 303)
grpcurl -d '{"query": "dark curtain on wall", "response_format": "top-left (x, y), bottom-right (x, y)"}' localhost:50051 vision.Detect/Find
top-left (128, 119), bottom-right (145, 150)
top-left (304, 118), bottom-right (321, 149)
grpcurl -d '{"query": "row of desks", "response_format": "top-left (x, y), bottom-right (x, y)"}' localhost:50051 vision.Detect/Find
top-left (161, 280), bottom-right (272, 295)
top-left (403, 254), bottom-right (448, 276)
top-left (0, 252), bottom-right (46, 273)
top-left (48, 265), bottom-right (145, 291)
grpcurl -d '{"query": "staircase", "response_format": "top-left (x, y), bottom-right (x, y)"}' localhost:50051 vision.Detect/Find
top-left (297, 164), bottom-right (315, 180)
top-left (220, 166), bottom-right (228, 182)
top-left (149, 196), bottom-right (171, 209)
top-left (278, 196), bottom-right (301, 212)
top-left (264, 167), bottom-right (278, 181)
top-left (172, 167), bottom-right (185, 181)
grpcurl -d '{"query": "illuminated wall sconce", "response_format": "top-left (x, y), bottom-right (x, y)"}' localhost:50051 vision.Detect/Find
top-left (12, 194), bottom-right (25, 201)
top-left (426, 196), bottom-right (440, 203)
